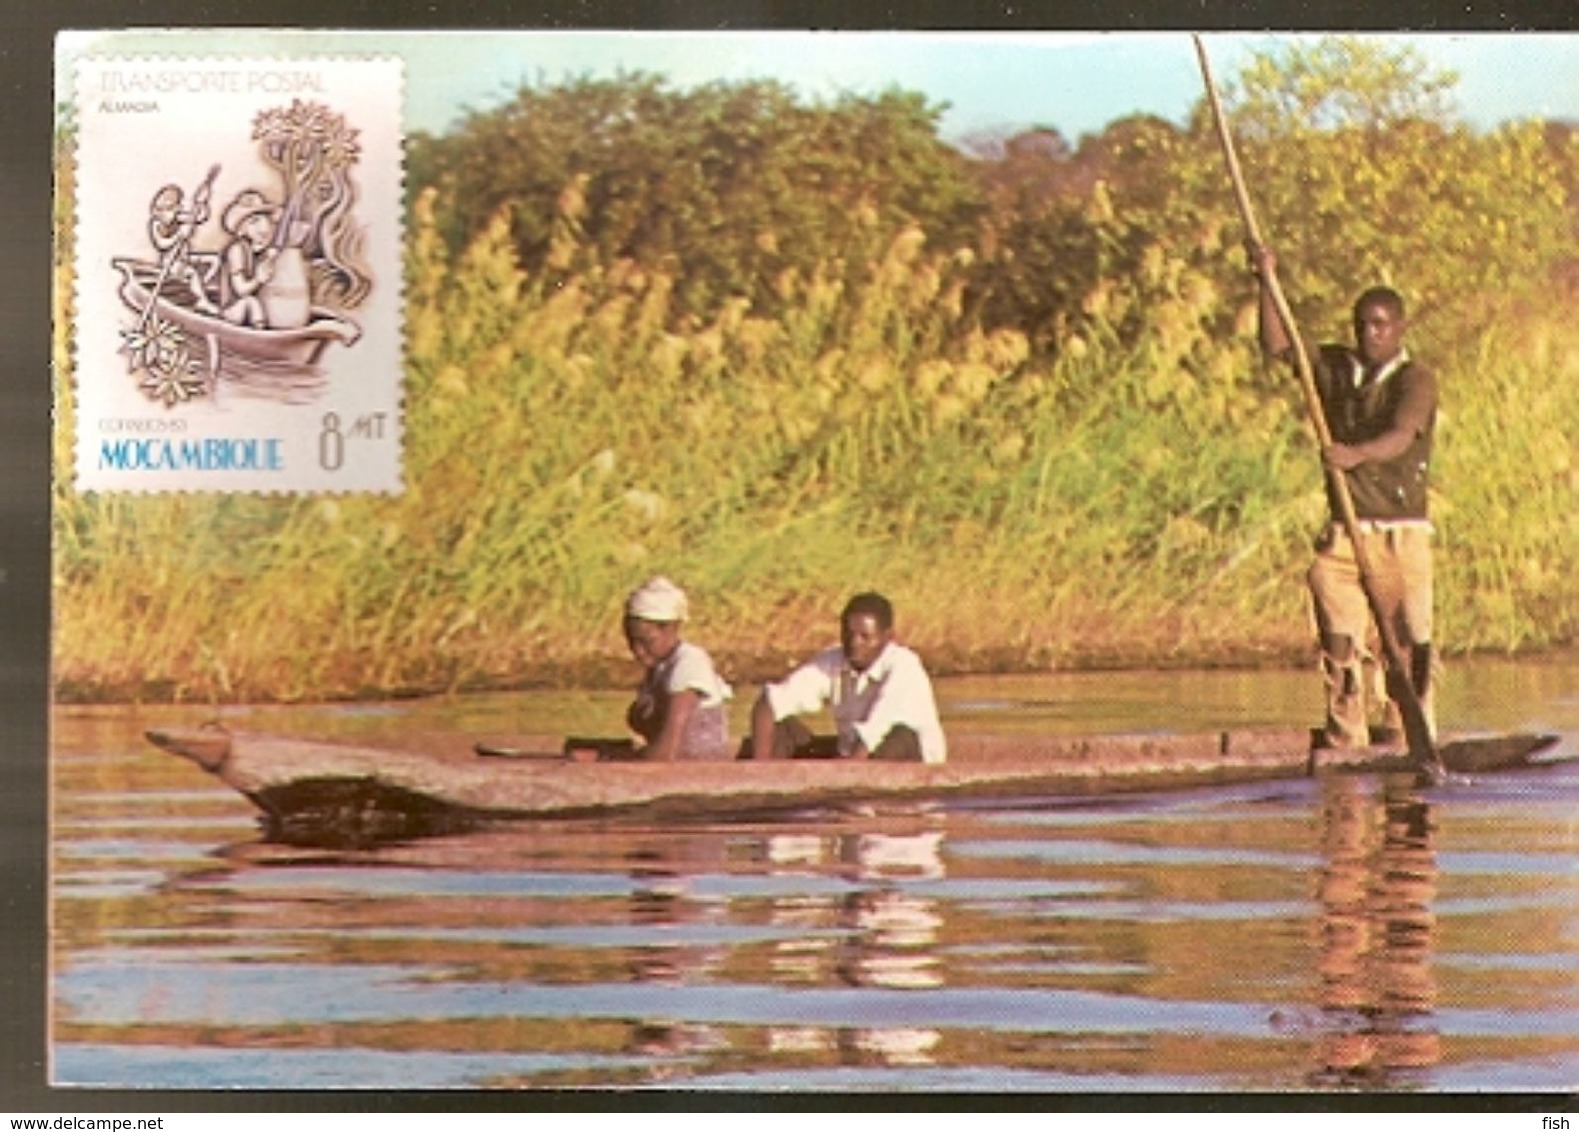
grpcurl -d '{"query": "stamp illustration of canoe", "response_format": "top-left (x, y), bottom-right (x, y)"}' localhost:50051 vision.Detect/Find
top-left (146, 725), bottom-right (1566, 846)
top-left (113, 257), bottom-right (361, 373)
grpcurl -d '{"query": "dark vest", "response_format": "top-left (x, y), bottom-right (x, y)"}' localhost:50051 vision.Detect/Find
top-left (1315, 345), bottom-right (1435, 521)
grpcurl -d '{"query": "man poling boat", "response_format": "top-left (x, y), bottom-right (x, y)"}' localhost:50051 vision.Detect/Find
top-left (1193, 36), bottom-right (1443, 783)
top-left (138, 164), bottom-right (221, 330)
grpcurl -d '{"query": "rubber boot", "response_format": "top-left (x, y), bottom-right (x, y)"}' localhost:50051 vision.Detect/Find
top-left (1319, 634), bottom-right (1369, 749)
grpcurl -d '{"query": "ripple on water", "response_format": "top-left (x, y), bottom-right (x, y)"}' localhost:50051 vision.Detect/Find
top-left (49, 664), bottom-right (1579, 1092)
top-left (53, 1042), bottom-right (650, 1090)
top-left (53, 955), bottom-right (1286, 1036)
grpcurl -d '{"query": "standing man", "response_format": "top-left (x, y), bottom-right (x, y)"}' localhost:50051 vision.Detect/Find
top-left (1251, 246), bottom-right (1438, 749)
top-left (146, 183), bottom-right (218, 313)
top-left (746, 592), bottom-right (947, 764)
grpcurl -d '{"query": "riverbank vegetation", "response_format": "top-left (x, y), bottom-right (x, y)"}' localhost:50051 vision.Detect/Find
top-left (53, 38), bottom-right (1579, 702)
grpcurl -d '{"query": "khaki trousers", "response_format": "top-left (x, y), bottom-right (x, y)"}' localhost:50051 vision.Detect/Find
top-left (1307, 523), bottom-right (1435, 747)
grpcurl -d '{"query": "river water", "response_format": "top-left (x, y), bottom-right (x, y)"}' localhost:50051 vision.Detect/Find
top-left (50, 657), bottom-right (1579, 1093)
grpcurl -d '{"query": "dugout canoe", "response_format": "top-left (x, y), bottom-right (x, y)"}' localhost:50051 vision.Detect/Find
top-left (146, 725), bottom-right (1565, 846)
top-left (113, 257), bottom-right (361, 370)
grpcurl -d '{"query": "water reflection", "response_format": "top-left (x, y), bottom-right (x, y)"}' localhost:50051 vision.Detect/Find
top-left (49, 663), bottom-right (1579, 1091)
top-left (610, 818), bottom-right (951, 1077)
top-left (624, 836), bottom-right (729, 1066)
top-left (1312, 773), bottom-right (1440, 1089)
top-left (765, 815), bottom-right (947, 1068)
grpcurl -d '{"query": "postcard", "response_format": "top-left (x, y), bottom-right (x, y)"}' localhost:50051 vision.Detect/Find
top-left (47, 28), bottom-right (1579, 1098)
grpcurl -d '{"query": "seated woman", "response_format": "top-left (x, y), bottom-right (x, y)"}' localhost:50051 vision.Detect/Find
top-left (573, 577), bottom-right (734, 761)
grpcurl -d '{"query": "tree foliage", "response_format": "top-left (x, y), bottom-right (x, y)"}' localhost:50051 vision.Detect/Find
top-left (407, 40), bottom-right (1574, 359)
top-left (1223, 37), bottom-right (1459, 138)
top-left (408, 74), bottom-right (982, 324)
top-left (1183, 39), bottom-right (1573, 338)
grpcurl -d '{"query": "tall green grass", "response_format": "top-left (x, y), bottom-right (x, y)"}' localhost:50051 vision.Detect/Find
top-left (52, 193), bottom-right (1579, 702)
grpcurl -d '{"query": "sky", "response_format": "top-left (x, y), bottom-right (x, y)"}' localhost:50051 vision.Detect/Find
top-left (58, 29), bottom-right (1578, 145)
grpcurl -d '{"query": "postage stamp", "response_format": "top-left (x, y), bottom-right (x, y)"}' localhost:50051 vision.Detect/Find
top-left (69, 56), bottom-right (404, 493)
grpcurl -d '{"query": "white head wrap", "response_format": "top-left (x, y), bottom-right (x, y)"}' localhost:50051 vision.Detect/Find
top-left (625, 576), bottom-right (688, 623)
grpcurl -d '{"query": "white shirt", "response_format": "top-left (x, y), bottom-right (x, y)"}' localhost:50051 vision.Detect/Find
top-left (651, 640), bottom-right (732, 707)
top-left (764, 642), bottom-right (947, 764)
top-left (632, 640), bottom-right (734, 760)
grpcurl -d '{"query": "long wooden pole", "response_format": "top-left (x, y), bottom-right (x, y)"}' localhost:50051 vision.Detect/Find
top-left (1192, 35), bottom-right (1440, 774)
top-left (137, 164), bottom-right (220, 333)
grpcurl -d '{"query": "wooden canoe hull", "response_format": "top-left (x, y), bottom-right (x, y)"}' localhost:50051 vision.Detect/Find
top-left (145, 726), bottom-right (1566, 846)
top-left (114, 258), bottom-right (360, 368)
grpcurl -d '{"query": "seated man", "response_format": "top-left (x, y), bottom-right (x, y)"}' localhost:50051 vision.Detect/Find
top-left (746, 592), bottom-right (946, 764)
